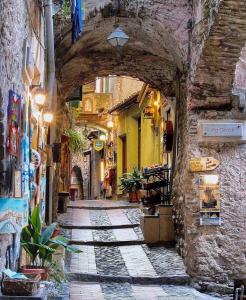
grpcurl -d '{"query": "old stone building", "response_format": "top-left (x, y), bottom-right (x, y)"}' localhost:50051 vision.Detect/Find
top-left (55, 0), bottom-right (246, 294)
top-left (0, 0), bottom-right (56, 271)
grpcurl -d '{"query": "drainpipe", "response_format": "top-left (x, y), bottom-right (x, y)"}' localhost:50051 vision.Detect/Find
top-left (44, 0), bottom-right (56, 224)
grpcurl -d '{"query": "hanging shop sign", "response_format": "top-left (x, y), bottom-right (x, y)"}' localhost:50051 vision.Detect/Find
top-left (143, 106), bottom-right (154, 119)
top-left (93, 139), bottom-right (104, 151)
top-left (7, 90), bottom-right (21, 157)
top-left (189, 157), bottom-right (220, 172)
top-left (199, 175), bottom-right (221, 226)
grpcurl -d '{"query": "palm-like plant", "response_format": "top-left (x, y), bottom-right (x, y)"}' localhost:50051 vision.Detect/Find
top-left (21, 206), bottom-right (81, 268)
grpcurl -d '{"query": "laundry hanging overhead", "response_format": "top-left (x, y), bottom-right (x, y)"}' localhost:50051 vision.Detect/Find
top-left (71, 0), bottom-right (83, 43)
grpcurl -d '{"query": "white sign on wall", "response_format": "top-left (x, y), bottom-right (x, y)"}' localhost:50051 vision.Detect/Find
top-left (198, 120), bottom-right (246, 143)
top-left (202, 123), bottom-right (243, 137)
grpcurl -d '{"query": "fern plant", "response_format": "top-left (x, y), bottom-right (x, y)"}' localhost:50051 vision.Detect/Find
top-left (63, 128), bottom-right (86, 154)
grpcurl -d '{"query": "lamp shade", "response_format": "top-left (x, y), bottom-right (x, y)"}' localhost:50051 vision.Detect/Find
top-left (107, 27), bottom-right (129, 48)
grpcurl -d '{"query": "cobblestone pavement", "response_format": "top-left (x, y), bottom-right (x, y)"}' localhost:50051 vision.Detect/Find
top-left (60, 200), bottom-right (223, 299)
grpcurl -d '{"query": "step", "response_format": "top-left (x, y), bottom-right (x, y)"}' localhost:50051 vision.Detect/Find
top-left (66, 272), bottom-right (191, 286)
top-left (68, 240), bottom-right (145, 246)
top-left (67, 204), bottom-right (138, 210)
top-left (60, 223), bottom-right (140, 230)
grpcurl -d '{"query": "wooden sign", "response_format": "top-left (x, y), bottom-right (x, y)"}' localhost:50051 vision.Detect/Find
top-left (143, 106), bottom-right (154, 119)
top-left (189, 157), bottom-right (220, 172)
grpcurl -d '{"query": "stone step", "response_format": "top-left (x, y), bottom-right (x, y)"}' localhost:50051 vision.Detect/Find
top-left (67, 204), bottom-right (138, 210)
top-left (68, 240), bottom-right (145, 246)
top-left (60, 223), bottom-right (140, 230)
top-left (66, 272), bottom-right (191, 286)
top-left (70, 282), bottom-right (221, 300)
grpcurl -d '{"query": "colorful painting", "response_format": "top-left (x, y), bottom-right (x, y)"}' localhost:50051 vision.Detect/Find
top-left (7, 90), bottom-right (21, 156)
top-left (0, 198), bottom-right (28, 233)
top-left (8, 90), bottom-right (21, 124)
top-left (199, 175), bottom-right (220, 212)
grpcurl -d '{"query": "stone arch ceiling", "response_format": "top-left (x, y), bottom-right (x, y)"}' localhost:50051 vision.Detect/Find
top-left (190, 1), bottom-right (246, 110)
top-left (55, 0), bottom-right (191, 100)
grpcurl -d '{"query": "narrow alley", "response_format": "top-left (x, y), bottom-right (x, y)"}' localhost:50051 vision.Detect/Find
top-left (1, 1), bottom-right (246, 299)
top-left (59, 200), bottom-right (221, 300)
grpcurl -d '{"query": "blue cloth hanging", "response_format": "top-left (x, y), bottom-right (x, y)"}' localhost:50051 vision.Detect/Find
top-left (71, 0), bottom-right (83, 43)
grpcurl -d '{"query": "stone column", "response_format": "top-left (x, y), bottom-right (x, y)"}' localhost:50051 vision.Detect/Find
top-left (173, 91), bottom-right (246, 293)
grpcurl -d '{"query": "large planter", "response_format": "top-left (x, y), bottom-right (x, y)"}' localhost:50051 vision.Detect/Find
top-left (20, 266), bottom-right (49, 281)
top-left (2, 274), bottom-right (40, 296)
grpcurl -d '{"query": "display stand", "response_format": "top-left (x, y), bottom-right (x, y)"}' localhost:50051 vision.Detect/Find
top-left (142, 165), bottom-right (171, 206)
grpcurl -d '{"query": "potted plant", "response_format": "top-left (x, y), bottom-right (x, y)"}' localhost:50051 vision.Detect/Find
top-left (119, 168), bottom-right (143, 203)
top-left (20, 205), bottom-right (81, 280)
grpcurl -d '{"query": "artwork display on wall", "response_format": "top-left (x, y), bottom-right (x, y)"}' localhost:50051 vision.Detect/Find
top-left (7, 90), bottom-right (21, 157)
top-left (0, 198), bottom-right (28, 234)
top-left (199, 175), bottom-right (222, 226)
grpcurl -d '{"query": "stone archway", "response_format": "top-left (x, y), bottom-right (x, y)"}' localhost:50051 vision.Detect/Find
top-left (55, 0), bottom-right (191, 100)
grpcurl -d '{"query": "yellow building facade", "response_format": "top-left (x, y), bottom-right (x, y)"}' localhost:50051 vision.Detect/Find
top-left (114, 89), bottom-right (165, 193)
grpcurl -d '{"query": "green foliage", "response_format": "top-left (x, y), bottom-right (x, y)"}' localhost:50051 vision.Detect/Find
top-left (63, 128), bottom-right (86, 154)
top-left (119, 168), bottom-right (143, 193)
top-left (21, 205), bottom-right (82, 268)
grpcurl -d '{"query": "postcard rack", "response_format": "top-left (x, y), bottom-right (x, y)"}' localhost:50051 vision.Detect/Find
top-left (142, 165), bottom-right (171, 206)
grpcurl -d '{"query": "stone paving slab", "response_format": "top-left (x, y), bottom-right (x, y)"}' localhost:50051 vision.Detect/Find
top-left (69, 200), bottom-right (139, 209)
top-left (113, 228), bottom-right (139, 241)
top-left (71, 209), bottom-right (91, 226)
top-left (72, 229), bottom-right (93, 241)
top-left (69, 282), bottom-right (223, 300)
top-left (70, 283), bottom-right (104, 300)
top-left (132, 285), bottom-right (168, 299)
top-left (120, 245), bottom-right (158, 278)
top-left (69, 245), bottom-right (97, 274)
top-left (107, 209), bottom-right (132, 225)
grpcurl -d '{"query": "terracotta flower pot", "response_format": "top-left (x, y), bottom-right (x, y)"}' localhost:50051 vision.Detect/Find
top-left (20, 266), bottom-right (49, 281)
top-left (129, 191), bottom-right (141, 203)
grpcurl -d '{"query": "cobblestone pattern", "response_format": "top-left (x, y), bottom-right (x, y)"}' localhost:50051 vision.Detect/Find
top-left (124, 208), bottom-right (142, 224)
top-left (101, 282), bottom-right (134, 300)
top-left (90, 210), bottom-right (112, 226)
top-left (133, 227), bottom-right (144, 240)
top-left (94, 246), bottom-right (129, 276)
top-left (70, 282), bottom-right (223, 300)
top-left (58, 209), bottom-right (73, 225)
top-left (142, 245), bottom-right (187, 277)
top-left (92, 229), bottom-right (116, 242)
